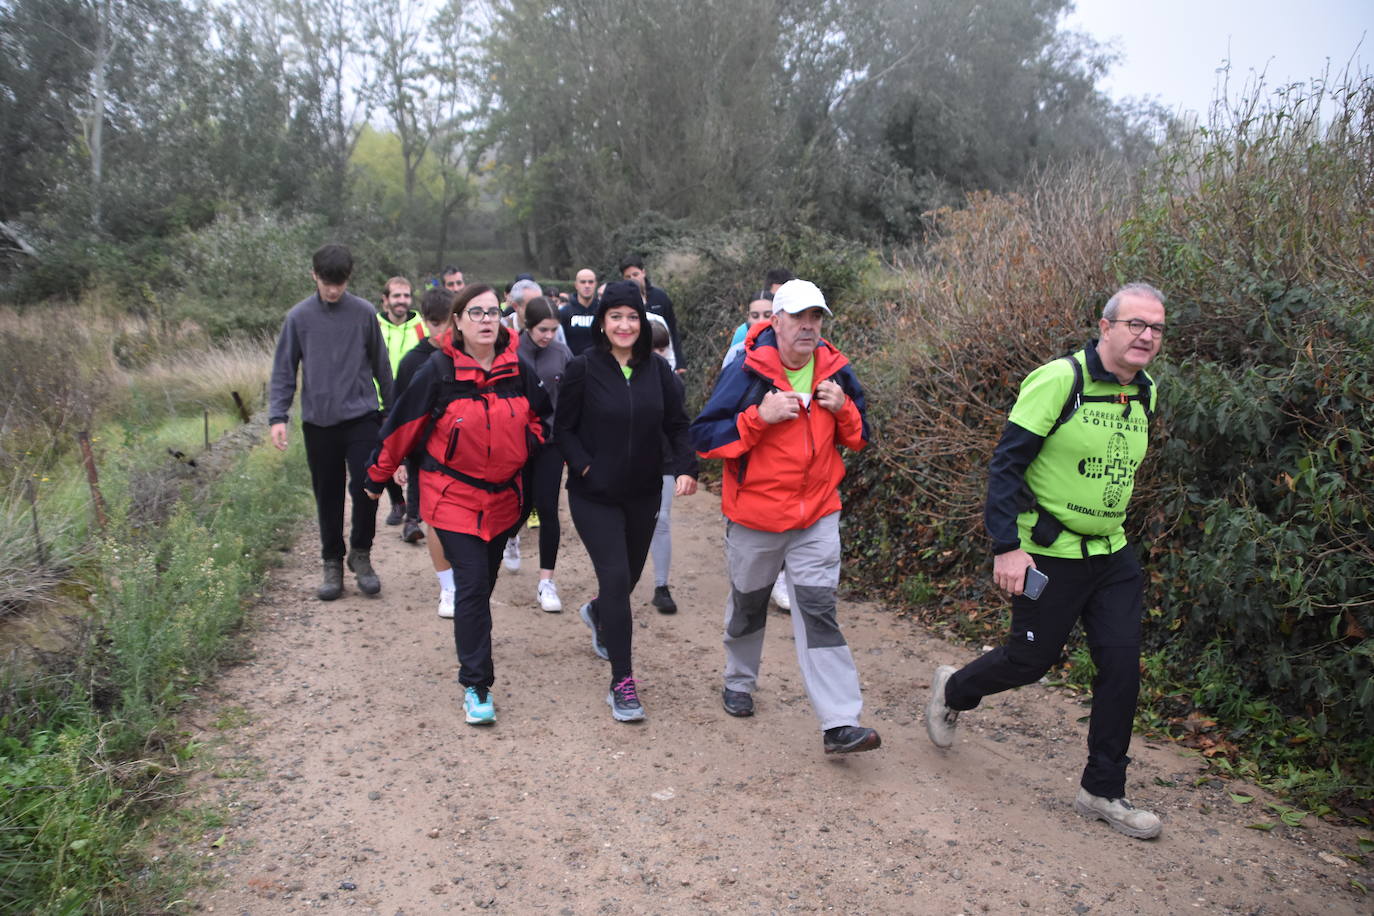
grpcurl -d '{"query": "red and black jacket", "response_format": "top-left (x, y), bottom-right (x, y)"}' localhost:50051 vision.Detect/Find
top-left (366, 327), bottom-right (551, 540)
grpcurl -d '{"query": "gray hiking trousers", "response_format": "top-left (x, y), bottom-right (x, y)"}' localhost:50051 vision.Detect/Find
top-left (722, 512), bottom-right (863, 731)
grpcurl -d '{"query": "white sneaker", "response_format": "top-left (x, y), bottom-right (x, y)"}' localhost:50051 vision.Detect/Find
top-left (537, 579), bottom-right (562, 613)
top-left (1073, 788), bottom-right (1162, 839)
top-left (437, 587), bottom-right (455, 619)
top-left (770, 572), bottom-right (791, 610)
top-left (503, 536), bottom-right (521, 571)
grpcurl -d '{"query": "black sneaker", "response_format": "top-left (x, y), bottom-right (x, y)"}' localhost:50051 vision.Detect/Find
top-left (651, 585), bottom-right (677, 614)
top-left (823, 725), bottom-right (881, 755)
top-left (722, 688), bottom-right (754, 717)
top-left (401, 517), bottom-right (424, 542)
top-left (385, 503), bottom-right (405, 526)
top-left (578, 601), bottom-right (609, 660)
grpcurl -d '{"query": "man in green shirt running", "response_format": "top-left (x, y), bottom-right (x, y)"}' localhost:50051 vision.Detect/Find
top-left (925, 282), bottom-right (1168, 840)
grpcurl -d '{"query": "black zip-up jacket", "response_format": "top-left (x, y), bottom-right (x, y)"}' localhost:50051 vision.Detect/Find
top-left (394, 335), bottom-right (441, 398)
top-left (558, 297), bottom-right (600, 356)
top-left (556, 349), bottom-right (697, 503)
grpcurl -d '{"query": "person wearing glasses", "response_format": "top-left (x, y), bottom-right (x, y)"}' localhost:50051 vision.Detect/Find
top-left (363, 284), bottom-right (551, 727)
top-left (924, 282), bottom-right (1168, 840)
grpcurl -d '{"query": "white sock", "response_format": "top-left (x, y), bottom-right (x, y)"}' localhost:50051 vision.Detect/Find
top-left (437, 569), bottom-right (454, 591)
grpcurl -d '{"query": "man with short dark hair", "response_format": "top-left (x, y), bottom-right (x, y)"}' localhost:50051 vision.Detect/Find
top-left (442, 266), bottom-right (464, 293)
top-left (764, 267), bottom-right (794, 294)
top-left (377, 276), bottom-right (426, 528)
top-left (924, 282), bottom-right (1168, 840)
top-left (691, 279), bottom-right (880, 756)
top-left (560, 268), bottom-right (600, 356)
top-left (270, 244), bottom-right (392, 600)
top-left (620, 255), bottom-right (685, 372)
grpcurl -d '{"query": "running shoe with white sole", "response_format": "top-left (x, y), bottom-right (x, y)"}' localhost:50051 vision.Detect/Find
top-left (502, 535), bottom-right (521, 571)
top-left (437, 587), bottom-right (455, 619)
top-left (537, 579), bottom-right (562, 612)
top-left (463, 686), bottom-right (495, 725)
top-left (578, 601), bottom-right (609, 660)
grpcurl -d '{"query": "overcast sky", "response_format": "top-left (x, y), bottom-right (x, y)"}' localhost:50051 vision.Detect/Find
top-left (1065, 0), bottom-right (1371, 118)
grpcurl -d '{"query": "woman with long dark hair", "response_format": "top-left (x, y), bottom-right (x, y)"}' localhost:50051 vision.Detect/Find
top-left (364, 283), bottom-right (550, 726)
top-left (517, 296), bottom-right (573, 611)
top-left (556, 281), bottom-right (698, 722)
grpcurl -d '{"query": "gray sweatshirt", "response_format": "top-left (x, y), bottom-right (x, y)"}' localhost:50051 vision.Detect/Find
top-left (269, 290), bottom-right (393, 427)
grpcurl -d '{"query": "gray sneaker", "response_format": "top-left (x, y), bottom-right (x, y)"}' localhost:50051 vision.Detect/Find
top-left (579, 601), bottom-right (609, 660)
top-left (1073, 788), bottom-right (1162, 839)
top-left (317, 558), bottom-right (344, 601)
top-left (924, 665), bottom-right (960, 748)
top-left (347, 550), bottom-right (381, 595)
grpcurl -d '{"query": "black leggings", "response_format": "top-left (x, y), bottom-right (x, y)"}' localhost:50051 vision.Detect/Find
top-left (301, 413), bottom-right (381, 560)
top-left (530, 444), bottom-right (564, 569)
top-left (433, 528), bottom-right (508, 689)
top-left (568, 488), bottom-right (660, 683)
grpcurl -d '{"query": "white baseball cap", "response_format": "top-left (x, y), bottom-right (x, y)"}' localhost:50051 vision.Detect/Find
top-left (770, 279), bottom-right (832, 316)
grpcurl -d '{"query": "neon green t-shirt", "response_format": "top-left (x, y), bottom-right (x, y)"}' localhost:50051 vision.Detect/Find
top-left (1008, 351), bottom-right (1154, 558)
top-left (784, 358), bottom-right (815, 396)
top-left (621, 364), bottom-right (633, 380)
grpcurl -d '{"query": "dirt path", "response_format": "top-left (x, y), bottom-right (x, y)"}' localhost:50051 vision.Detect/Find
top-left (175, 487), bottom-right (1371, 915)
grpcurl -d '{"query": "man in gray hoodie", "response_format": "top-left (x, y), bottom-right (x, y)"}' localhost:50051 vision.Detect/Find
top-left (269, 244), bottom-right (393, 600)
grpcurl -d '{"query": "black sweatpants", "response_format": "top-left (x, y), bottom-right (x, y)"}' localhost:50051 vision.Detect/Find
top-left (385, 479), bottom-right (404, 510)
top-left (404, 456), bottom-right (422, 521)
top-left (530, 444), bottom-right (565, 570)
top-left (301, 413), bottom-right (382, 561)
top-left (568, 488), bottom-right (660, 683)
top-left (944, 546), bottom-right (1144, 799)
top-left (434, 528), bottom-right (509, 689)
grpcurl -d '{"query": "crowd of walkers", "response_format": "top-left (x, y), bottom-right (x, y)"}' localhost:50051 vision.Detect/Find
top-left (271, 243), bottom-right (1171, 840)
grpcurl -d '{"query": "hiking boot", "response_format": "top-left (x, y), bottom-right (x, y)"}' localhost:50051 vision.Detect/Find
top-left (347, 550), bottom-right (381, 595)
top-left (607, 676), bottom-right (645, 722)
top-left (463, 686), bottom-right (496, 726)
top-left (503, 535), bottom-right (521, 571)
top-left (722, 688), bottom-right (754, 717)
top-left (527, 509), bottom-right (541, 529)
top-left (651, 585), bottom-right (677, 614)
top-left (578, 601), bottom-right (609, 660)
top-left (385, 503), bottom-right (404, 526)
top-left (771, 572), bottom-right (791, 611)
top-left (925, 665), bottom-right (960, 748)
top-left (823, 725), bottom-right (881, 754)
top-left (317, 558), bottom-right (344, 601)
top-left (402, 517), bottom-right (424, 542)
top-left (1074, 788), bottom-right (1162, 839)
top-left (437, 587), bottom-right (455, 619)
top-left (537, 579), bottom-right (562, 613)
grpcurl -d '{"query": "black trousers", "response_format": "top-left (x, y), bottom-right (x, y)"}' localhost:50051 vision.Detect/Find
top-left (568, 488), bottom-right (660, 683)
top-left (434, 528), bottom-right (509, 689)
top-left (404, 456), bottom-right (422, 521)
top-left (530, 444), bottom-right (565, 570)
top-left (944, 546), bottom-right (1144, 799)
top-left (301, 413), bottom-right (382, 561)
top-left (385, 479), bottom-right (404, 509)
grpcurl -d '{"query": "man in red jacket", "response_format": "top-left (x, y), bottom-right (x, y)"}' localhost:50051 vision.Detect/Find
top-left (689, 279), bottom-right (880, 755)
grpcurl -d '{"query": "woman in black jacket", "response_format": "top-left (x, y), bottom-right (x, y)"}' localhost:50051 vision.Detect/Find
top-left (556, 281), bottom-right (698, 722)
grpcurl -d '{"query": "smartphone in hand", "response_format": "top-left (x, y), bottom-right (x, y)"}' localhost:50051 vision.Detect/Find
top-left (1023, 567), bottom-right (1049, 600)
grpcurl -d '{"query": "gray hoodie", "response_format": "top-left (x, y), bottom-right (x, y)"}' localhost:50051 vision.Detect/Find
top-left (269, 290), bottom-right (393, 427)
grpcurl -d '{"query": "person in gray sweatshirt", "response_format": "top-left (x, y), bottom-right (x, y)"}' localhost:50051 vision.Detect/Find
top-left (269, 244), bottom-right (394, 600)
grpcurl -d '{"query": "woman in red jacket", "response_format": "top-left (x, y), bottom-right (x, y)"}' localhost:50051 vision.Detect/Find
top-left (556, 281), bottom-right (698, 723)
top-left (365, 284), bottom-right (550, 726)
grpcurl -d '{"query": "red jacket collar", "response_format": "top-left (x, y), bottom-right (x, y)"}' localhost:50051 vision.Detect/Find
top-left (742, 322), bottom-right (850, 388)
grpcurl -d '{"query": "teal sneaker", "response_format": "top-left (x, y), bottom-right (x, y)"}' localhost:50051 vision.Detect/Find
top-left (463, 686), bottom-right (495, 726)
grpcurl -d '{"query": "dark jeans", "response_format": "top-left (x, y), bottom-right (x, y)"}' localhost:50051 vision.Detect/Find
top-left (530, 444), bottom-right (564, 570)
top-left (301, 413), bottom-right (382, 561)
top-left (568, 488), bottom-right (660, 683)
top-left (944, 547), bottom-right (1144, 799)
top-left (434, 528), bottom-right (509, 689)
top-left (404, 456), bottom-right (421, 521)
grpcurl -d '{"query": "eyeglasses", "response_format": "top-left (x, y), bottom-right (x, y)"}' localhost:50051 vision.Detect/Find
top-left (464, 307), bottom-right (503, 322)
top-left (1108, 319), bottom-right (1166, 337)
